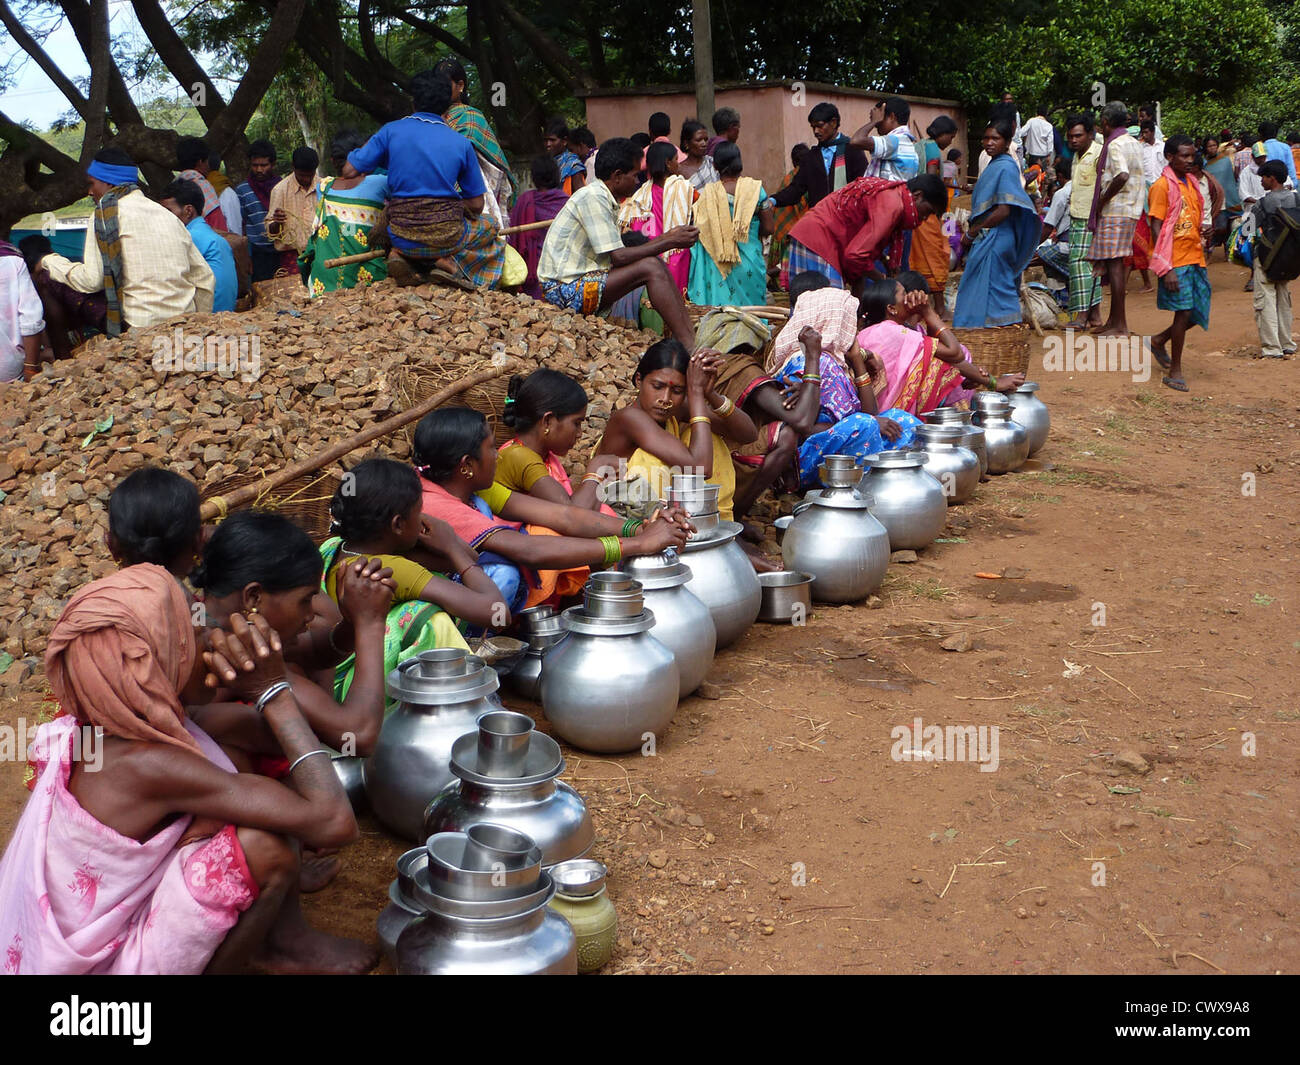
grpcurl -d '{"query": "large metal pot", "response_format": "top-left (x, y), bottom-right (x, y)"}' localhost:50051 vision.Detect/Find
top-left (1007, 380), bottom-right (1050, 456)
top-left (621, 551), bottom-right (716, 697)
top-left (862, 452), bottom-right (948, 550)
top-left (423, 712), bottom-right (594, 867)
top-left (396, 828), bottom-right (576, 975)
top-left (540, 577), bottom-right (679, 753)
top-left (364, 648), bottom-right (505, 841)
top-left (678, 520), bottom-right (761, 648)
top-left (782, 480), bottom-right (890, 604)
top-left (972, 398), bottom-right (1030, 474)
top-left (924, 408), bottom-right (987, 477)
top-left (912, 424), bottom-right (980, 505)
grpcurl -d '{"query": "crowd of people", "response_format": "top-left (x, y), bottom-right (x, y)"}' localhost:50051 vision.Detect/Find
top-left (2, 58), bottom-right (1298, 973)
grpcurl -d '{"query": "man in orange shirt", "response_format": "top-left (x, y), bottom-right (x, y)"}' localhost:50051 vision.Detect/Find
top-left (1147, 135), bottom-right (1210, 392)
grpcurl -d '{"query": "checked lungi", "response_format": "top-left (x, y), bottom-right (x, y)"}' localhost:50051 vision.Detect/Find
top-left (1067, 218), bottom-right (1102, 313)
top-left (786, 237), bottom-right (845, 289)
top-left (1085, 215), bottom-right (1137, 262)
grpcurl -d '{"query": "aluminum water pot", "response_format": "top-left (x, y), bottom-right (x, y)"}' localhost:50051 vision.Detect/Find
top-left (540, 579), bottom-right (679, 754)
top-left (1007, 380), bottom-right (1050, 456)
top-left (862, 452), bottom-right (948, 550)
top-left (364, 648), bottom-right (505, 841)
top-left (913, 425), bottom-right (980, 505)
top-left (972, 401), bottom-right (1030, 474)
top-left (621, 549), bottom-right (716, 697)
top-left (378, 847), bottom-right (427, 967)
top-left (923, 407), bottom-right (987, 476)
top-left (396, 829), bottom-right (576, 975)
top-left (678, 520), bottom-right (761, 648)
top-left (423, 712), bottom-right (594, 867)
top-left (782, 481), bottom-right (890, 603)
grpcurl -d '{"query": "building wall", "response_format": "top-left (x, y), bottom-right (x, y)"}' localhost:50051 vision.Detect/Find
top-left (581, 83), bottom-right (968, 194)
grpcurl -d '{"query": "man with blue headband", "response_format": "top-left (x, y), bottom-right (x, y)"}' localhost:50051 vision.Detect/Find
top-left (37, 148), bottom-right (214, 335)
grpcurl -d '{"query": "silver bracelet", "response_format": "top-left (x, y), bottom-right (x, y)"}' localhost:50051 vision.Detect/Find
top-left (254, 680), bottom-right (292, 713)
top-left (287, 749), bottom-right (330, 774)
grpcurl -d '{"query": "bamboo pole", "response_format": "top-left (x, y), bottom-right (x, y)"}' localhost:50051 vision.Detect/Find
top-left (322, 249), bottom-right (387, 269)
top-left (322, 218), bottom-right (552, 270)
top-left (200, 362), bottom-right (518, 522)
top-left (498, 218), bottom-right (554, 236)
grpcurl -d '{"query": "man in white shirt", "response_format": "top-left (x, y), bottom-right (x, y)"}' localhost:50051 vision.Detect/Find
top-left (1138, 121), bottom-right (1165, 186)
top-left (850, 96), bottom-right (919, 182)
top-left (0, 245), bottom-right (50, 381)
top-left (1017, 107), bottom-right (1055, 168)
top-left (39, 148), bottom-right (215, 334)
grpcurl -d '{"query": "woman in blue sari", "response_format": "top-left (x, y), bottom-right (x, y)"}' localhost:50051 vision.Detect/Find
top-left (953, 115), bottom-right (1040, 327)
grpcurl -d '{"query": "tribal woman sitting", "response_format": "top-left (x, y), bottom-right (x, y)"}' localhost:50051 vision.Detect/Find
top-left (415, 407), bottom-right (691, 611)
top-left (0, 563), bottom-right (373, 974)
top-left (763, 279), bottom-right (920, 489)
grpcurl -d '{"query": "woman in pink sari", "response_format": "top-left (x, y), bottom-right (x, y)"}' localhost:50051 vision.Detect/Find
top-left (509, 155), bottom-right (569, 300)
top-left (496, 368), bottom-right (619, 513)
top-left (618, 142), bottom-right (695, 292)
top-left (0, 564), bottom-right (373, 975)
top-left (857, 281), bottom-right (1023, 414)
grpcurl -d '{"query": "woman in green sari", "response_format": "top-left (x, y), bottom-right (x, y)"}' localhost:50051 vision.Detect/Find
top-left (302, 130), bottom-right (389, 296)
top-left (434, 58), bottom-right (515, 226)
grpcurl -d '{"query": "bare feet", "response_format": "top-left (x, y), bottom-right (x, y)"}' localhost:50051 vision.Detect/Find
top-left (1091, 324), bottom-right (1131, 337)
top-left (739, 521), bottom-right (765, 544)
top-left (254, 907), bottom-right (377, 975)
top-left (299, 853), bottom-right (341, 894)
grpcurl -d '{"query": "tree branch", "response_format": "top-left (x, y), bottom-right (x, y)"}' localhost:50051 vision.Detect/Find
top-left (57, 0), bottom-right (145, 126)
top-left (358, 0), bottom-right (408, 89)
top-left (81, 0), bottom-right (110, 164)
top-left (494, 0), bottom-right (595, 94)
top-left (0, 0), bottom-right (92, 121)
top-left (383, 4), bottom-right (473, 60)
top-left (129, 0), bottom-right (224, 124)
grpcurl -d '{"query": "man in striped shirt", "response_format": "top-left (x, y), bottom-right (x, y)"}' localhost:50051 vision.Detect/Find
top-left (852, 97), bottom-right (919, 183)
top-left (235, 139), bottom-right (281, 282)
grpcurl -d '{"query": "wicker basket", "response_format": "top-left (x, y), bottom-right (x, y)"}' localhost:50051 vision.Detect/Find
top-left (396, 362), bottom-right (517, 446)
top-left (952, 323), bottom-right (1031, 378)
top-left (201, 468), bottom-right (342, 543)
top-left (251, 271), bottom-right (305, 306)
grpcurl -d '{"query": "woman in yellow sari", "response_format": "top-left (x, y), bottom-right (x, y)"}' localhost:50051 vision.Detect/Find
top-left (596, 339), bottom-right (757, 521)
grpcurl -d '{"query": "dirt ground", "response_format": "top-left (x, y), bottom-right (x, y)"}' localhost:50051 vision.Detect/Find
top-left (2, 256), bottom-right (1297, 975)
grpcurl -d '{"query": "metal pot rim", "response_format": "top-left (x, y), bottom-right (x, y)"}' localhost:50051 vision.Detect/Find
top-left (679, 519), bottom-right (744, 551)
top-left (864, 451), bottom-right (929, 469)
top-left (549, 858), bottom-right (607, 897)
top-left (448, 729), bottom-right (565, 785)
top-left (559, 605), bottom-right (658, 636)
top-left (410, 866), bottom-right (556, 920)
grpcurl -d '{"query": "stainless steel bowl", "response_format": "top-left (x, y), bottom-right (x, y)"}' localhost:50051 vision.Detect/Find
top-left (756, 570), bottom-right (814, 623)
top-left (425, 829), bottom-right (544, 901)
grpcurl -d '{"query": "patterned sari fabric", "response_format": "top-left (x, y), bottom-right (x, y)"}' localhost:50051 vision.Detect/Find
top-left (318, 538), bottom-right (469, 702)
top-left (768, 167), bottom-right (807, 282)
top-left (953, 153), bottom-right (1039, 328)
top-left (445, 102), bottom-right (516, 224)
top-left (859, 321), bottom-right (967, 415)
top-left (771, 351), bottom-right (921, 489)
top-left (386, 197), bottom-right (506, 289)
top-left (303, 175), bottom-right (389, 296)
top-left (618, 176), bottom-right (694, 290)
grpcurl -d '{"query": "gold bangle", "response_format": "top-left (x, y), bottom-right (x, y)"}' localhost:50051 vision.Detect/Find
top-left (689, 415), bottom-right (712, 427)
top-left (855, 373), bottom-right (874, 387)
top-left (712, 395), bottom-right (735, 418)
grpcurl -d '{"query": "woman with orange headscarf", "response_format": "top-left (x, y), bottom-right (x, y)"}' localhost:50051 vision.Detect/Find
top-left (0, 564), bottom-right (373, 974)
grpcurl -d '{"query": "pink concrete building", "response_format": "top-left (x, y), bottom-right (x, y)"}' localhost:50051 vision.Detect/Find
top-left (580, 80), bottom-right (968, 193)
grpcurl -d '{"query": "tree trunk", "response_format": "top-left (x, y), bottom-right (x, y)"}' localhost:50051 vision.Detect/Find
top-left (692, 0), bottom-right (715, 125)
top-left (81, 0), bottom-right (111, 165)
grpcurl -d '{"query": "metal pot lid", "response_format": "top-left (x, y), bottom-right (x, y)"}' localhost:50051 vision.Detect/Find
top-left (622, 548), bottom-right (693, 589)
top-left (448, 728), bottom-right (565, 785)
top-left (1015, 380), bottom-right (1040, 393)
top-left (387, 876), bottom-right (424, 915)
top-left (550, 858), bottom-right (607, 898)
top-left (864, 451), bottom-right (929, 469)
top-left (917, 424), bottom-right (966, 444)
top-left (386, 649), bottom-right (500, 704)
top-left (679, 519), bottom-right (743, 551)
top-left (410, 864), bottom-right (556, 920)
top-left (560, 604), bottom-right (658, 636)
top-left (801, 487), bottom-right (873, 510)
top-left (396, 846), bottom-right (429, 898)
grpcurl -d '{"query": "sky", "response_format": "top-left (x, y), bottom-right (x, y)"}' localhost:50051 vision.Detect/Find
top-left (0, 3), bottom-right (191, 129)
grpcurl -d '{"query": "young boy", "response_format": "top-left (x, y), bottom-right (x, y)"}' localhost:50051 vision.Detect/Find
top-left (536, 137), bottom-right (698, 345)
top-left (1148, 135), bottom-right (1210, 391)
top-left (544, 117), bottom-right (586, 194)
top-left (1250, 160), bottom-right (1297, 358)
